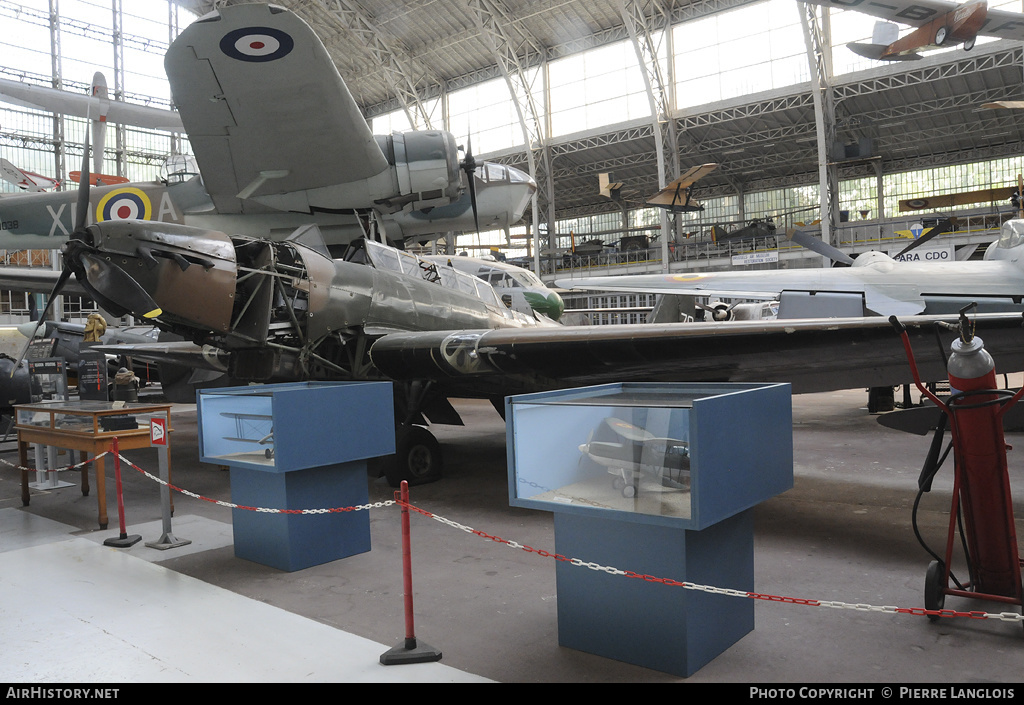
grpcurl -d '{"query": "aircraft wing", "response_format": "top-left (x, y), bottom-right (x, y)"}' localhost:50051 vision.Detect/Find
top-left (367, 313), bottom-right (1024, 396)
top-left (797, 0), bottom-right (959, 27)
top-left (555, 259), bottom-right (1024, 317)
top-left (165, 4), bottom-right (390, 214)
top-left (90, 341), bottom-right (229, 373)
top-left (646, 163), bottom-right (718, 208)
top-left (0, 76), bottom-right (183, 132)
top-left (978, 7), bottom-right (1024, 41)
top-left (0, 267), bottom-right (86, 297)
top-left (799, 0), bottom-right (1024, 40)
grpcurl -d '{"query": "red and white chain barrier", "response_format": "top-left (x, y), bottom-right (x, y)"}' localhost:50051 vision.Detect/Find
top-left (0, 452), bottom-right (107, 474)
top-left (109, 452), bottom-right (1024, 625)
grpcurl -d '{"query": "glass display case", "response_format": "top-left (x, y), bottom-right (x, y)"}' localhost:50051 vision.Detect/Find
top-left (505, 381), bottom-right (794, 677)
top-left (197, 381), bottom-right (395, 473)
top-left (15, 400), bottom-right (170, 438)
top-left (507, 382), bottom-right (793, 529)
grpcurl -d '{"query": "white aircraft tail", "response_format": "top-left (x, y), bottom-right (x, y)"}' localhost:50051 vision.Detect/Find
top-left (872, 21), bottom-right (900, 45)
top-left (90, 72), bottom-right (109, 175)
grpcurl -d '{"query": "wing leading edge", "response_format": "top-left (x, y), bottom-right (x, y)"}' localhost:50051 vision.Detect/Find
top-left (367, 313), bottom-right (1024, 396)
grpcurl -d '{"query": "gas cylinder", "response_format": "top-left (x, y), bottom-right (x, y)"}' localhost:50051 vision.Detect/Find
top-left (946, 333), bottom-right (1020, 598)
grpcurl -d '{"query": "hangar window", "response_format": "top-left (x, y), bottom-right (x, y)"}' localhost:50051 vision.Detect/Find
top-left (548, 38), bottom-right (654, 137)
top-left (673, 0), bottom-right (807, 108)
top-left (448, 75), bottom-right (533, 154)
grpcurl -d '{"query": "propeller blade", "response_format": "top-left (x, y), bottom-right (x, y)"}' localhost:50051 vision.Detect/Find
top-left (786, 227), bottom-right (855, 265)
top-left (74, 115), bottom-right (92, 234)
top-left (79, 252), bottom-right (162, 319)
top-left (894, 219), bottom-right (952, 258)
top-left (460, 135), bottom-right (480, 235)
top-left (10, 269), bottom-right (72, 377)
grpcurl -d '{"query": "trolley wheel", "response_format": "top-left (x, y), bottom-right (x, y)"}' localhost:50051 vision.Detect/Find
top-left (622, 484), bottom-right (636, 498)
top-left (925, 560), bottom-right (946, 621)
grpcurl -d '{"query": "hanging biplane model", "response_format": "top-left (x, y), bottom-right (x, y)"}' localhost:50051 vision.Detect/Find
top-left (0, 4), bottom-right (535, 250)
top-left (644, 164), bottom-right (720, 213)
top-left (599, 164), bottom-right (719, 214)
top-left (800, 0), bottom-right (1024, 61)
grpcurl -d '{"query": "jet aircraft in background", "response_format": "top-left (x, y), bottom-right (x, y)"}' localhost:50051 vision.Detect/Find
top-left (801, 0), bottom-right (1024, 61)
top-left (556, 219), bottom-right (1024, 318)
top-left (0, 4), bottom-right (535, 250)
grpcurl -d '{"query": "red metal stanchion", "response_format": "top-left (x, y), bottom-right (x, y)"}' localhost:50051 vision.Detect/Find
top-left (102, 437), bottom-right (141, 548)
top-left (380, 480), bottom-right (442, 665)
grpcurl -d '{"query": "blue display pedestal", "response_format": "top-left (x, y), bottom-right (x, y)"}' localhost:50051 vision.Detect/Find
top-left (197, 382), bottom-right (394, 572)
top-left (507, 382), bottom-right (792, 677)
top-left (553, 509), bottom-right (754, 677)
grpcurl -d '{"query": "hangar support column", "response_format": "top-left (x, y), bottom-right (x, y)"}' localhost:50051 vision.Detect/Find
top-left (616, 0), bottom-right (678, 272)
top-left (468, 0), bottom-right (554, 276)
top-left (800, 4), bottom-right (839, 256)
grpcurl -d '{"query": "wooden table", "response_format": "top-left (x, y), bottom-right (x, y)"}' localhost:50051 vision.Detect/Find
top-left (16, 400), bottom-right (172, 530)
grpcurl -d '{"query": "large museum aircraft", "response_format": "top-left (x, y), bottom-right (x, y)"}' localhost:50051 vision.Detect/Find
top-left (556, 219), bottom-right (1024, 318)
top-left (0, 4), bottom-right (535, 250)
top-left (801, 0), bottom-right (1024, 61)
top-left (13, 130), bottom-right (1024, 487)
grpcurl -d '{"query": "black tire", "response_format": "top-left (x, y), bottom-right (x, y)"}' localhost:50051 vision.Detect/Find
top-left (925, 560), bottom-right (946, 621)
top-left (964, 36), bottom-right (975, 51)
top-left (385, 425), bottom-right (442, 487)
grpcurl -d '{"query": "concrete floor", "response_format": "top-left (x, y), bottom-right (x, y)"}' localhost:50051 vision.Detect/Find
top-left (1, 386), bottom-right (1022, 683)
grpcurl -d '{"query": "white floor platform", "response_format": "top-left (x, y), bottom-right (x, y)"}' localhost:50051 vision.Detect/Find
top-left (0, 510), bottom-right (489, 683)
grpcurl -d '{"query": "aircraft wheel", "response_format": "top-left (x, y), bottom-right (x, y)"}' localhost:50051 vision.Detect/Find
top-left (386, 425), bottom-right (443, 487)
top-left (924, 560), bottom-right (946, 621)
top-left (622, 484), bottom-right (636, 499)
top-left (963, 36), bottom-right (975, 51)
top-left (935, 26), bottom-right (948, 46)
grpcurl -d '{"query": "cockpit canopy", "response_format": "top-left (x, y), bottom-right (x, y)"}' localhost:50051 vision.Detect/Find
top-left (997, 218), bottom-right (1024, 249)
top-left (158, 155), bottom-right (201, 184)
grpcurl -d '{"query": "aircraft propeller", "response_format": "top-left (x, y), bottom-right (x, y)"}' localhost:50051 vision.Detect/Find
top-left (893, 219), bottom-right (952, 258)
top-left (697, 300), bottom-right (739, 321)
top-left (785, 227), bottom-right (855, 266)
top-left (12, 125), bottom-right (162, 375)
top-left (459, 136), bottom-right (481, 235)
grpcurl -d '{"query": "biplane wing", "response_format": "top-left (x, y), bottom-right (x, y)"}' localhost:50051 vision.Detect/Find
top-left (645, 163), bottom-right (719, 212)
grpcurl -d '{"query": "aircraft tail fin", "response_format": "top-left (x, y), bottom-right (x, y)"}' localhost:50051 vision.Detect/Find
top-left (847, 42), bottom-right (921, 61)
top-left (871, 21), bottom-right (900, 46)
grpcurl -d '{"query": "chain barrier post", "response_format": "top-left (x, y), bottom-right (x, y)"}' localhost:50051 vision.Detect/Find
top-left (102, 437), bottom-right (140, 548)
top-left (380, 480), bottom-right (442, 666)
top-left (145, 416), bottom-right (190, 550)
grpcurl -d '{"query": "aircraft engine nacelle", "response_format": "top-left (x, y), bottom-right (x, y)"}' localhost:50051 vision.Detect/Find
top-left (78, 220), bottom-right (239, 333)
top-left (386, 131), bottom-right (462, 211)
